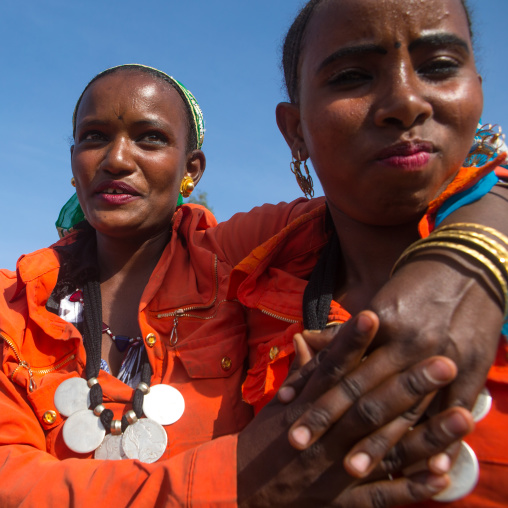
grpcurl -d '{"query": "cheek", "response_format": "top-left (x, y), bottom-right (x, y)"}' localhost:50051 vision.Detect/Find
top-left (71, 152), bottom-right (96, 184)
top-left (302, 100), bottom-right (366, 160)
top-left (435, 80), bottom-right (483, 148)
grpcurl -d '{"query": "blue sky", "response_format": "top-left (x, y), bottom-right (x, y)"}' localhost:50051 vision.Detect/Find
top-left (0, 0), bottom-right (507, 269)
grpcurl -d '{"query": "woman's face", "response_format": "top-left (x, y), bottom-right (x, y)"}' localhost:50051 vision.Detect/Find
top-left (279, 0), bottom-right (483, 226)
top-left (71, 70), bottom-right (204, 240)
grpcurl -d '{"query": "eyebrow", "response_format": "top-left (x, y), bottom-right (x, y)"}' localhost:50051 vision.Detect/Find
top-left (317, 44), bottom-right (388, 73)
top-left (409, 33), bottom-right (470, 53)
top-left (316, 33), bottom-right (470, 75)
top-left (76, 118), bottom-right (170, 131)
top-left (131, 119), bottom-right (170, 130)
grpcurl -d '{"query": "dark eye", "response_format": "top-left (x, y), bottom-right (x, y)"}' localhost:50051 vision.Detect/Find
top-left (418, 57), bottom-right (460, 80)
top-left (138, 131), bottom-right (169, 145)
top-left (328, 69), bottom-right (372, 88)
top-left (79, 130), bottom-right (107, 143)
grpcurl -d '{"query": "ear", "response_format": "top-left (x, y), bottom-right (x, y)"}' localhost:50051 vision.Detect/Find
top-left (276, 102), bottom-right (309, 160)
top-left (184, 149), bottom-right (206, 186)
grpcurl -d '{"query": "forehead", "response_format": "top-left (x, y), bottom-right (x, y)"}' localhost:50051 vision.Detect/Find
top-left (76, 70), bottom-right (187, 126)
top-left (302, 0), bottom-right (471, 61)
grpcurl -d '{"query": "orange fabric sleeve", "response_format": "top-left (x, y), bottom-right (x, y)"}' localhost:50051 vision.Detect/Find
top-left (204, 198), bottom-right (325, 268)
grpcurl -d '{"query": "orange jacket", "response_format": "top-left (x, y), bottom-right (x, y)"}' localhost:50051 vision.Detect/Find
top-left (231, 164), bottom-right (508, 507)
top-left (0, 199), bottom-right (319, 508)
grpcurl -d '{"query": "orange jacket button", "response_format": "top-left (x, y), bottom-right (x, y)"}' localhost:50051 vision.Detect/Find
top-left (221, 356), bottom-right (232, 371)
top-left (269, 346), bottom-right (279, 361)
top-left (43, 410), bottom-right (57, 425)
top-left (146, 333), bottom-right (157, 348)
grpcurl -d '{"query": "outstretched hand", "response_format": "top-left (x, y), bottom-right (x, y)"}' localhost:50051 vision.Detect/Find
top-left (238, 312), bottom-right (474, 507)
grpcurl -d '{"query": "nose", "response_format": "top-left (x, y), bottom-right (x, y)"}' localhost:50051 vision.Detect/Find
top-left (373, 66), bottom-right (432, 129)
top-left (101, 136), bottom-right (136, 174)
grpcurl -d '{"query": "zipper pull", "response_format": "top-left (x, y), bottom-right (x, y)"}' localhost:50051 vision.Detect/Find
top-left (170, 309), bottom-right (184, 346)
top-left (20, 361), bottom-right (36, 392)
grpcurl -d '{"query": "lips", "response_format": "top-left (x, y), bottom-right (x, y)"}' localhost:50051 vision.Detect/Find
top-left (375, 142), bottom-right (434, 170)
top-left (94, 181), bottom-right (140, 195)
top-left (93, 180), bottom-right (141, 204)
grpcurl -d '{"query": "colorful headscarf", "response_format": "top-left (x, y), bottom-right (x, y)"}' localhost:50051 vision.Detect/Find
top-left (57, 65), bottom-right (203, 238)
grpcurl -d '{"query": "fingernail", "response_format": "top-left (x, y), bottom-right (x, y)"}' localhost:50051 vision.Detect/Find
top-left (441, 412), bottom-right (467, 437)
top-left (291, 426), bottom-right (311, 447)
top-left (423, 359), bottom-right (452, 384)
top-left (426, 474), bottom-right (449, 493)
top-left (431, 453), bottom-right (452, 473)
top-left (355, 314), bottom-right (372, 333)
top-left (278, 386), bottom-right (296, 403)
top-left (349, 452), bottom-right (371, 474)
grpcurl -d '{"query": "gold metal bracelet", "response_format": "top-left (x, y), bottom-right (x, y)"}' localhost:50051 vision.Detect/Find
top-left (428, 231), bottom-right (508, 294)
top-left (391, 240), bottom-right (508, 317)
top-left (436, 223), bottom-right (508, 251)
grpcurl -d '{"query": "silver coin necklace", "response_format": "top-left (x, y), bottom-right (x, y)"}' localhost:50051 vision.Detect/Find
top-left (56, 280), bottom-right (184, 461)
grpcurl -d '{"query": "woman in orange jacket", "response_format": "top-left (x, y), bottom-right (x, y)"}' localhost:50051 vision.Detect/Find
top-left (234, 0), bottom-right (508, 505)
top-left (0, 18), bottom-right (506, 504)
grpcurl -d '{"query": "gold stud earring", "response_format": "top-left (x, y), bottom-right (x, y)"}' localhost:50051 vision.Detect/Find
top-left (180, 175), bottom-right (195, 198)
top-left (290, 151), bottom-right (314, 199)
top-left (71, 177), bottom-right (76, 187)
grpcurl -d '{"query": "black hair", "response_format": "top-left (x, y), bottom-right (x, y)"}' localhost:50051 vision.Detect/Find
top-left (72, 64), bottom-right (197, 153)
top-left (282, 0), bottom-right (474, 104)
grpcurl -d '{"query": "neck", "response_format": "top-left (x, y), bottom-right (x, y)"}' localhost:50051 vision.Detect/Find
top-left (329, 206), bottom-right (421, 314)
top-left (95, 228), bottom-right (171, 285)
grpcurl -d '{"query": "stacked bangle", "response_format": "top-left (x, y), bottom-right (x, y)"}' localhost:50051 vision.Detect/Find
top-left (391, 223), bottom-right (508, 320)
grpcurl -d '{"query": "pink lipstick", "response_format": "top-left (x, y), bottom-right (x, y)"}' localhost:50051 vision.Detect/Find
top-left (376, 142), bottom-right (433, 170)
top-left (94, 181), bottom-right (141, 205)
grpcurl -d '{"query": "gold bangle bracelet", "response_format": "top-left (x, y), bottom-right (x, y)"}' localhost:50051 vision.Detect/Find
top-left (433, 226), bottom-right (508, 256)
top-left (436, 223), bottom-right (508, 251)
top-left (428, 231), bottom-right (508, 283)
top-left (391, 240), bottom-right (508, 317)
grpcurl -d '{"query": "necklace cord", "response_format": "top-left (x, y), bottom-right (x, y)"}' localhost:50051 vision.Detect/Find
top-left (302, 231), bottom-right (340, 330)
top-left (83, 277), bottom-right (153, 433)
top-left (83, 278), bottom-right (114, 430)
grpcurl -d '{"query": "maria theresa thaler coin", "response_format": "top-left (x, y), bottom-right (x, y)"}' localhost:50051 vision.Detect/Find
top-left (432, 441), bottom-right (479, 502)
top-left (142, 384), bottom-right (185, 425)
top-left (471, 387), bottom-right (492, 423)
top-left (122, 418), bottom-right (168, 463)
top-left (54, 377), bottom-right (90, 417)
top-left (95, 434), bottom-right (127, 460)
top-left (62, 409), bottom-right (106, 454)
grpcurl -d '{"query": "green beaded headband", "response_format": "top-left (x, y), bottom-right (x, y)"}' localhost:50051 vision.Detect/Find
top-left (72, 64), bottom-right (205, 150)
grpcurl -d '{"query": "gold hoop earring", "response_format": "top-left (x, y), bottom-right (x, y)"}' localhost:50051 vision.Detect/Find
top-left (71, 177), bottom-right (76, 187)
top-left (290, 151), bottom-right (314, 198)
top-left (180, 175), bottom-right (195, 198)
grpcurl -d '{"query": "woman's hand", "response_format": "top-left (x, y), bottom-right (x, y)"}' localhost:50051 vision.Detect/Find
top-left (237, 312), bottom-right (474, 507)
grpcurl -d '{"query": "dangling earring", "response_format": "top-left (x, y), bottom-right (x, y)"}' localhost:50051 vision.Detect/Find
top-left (180, 175), bottom-right (195, 198)
top-left (290, 151), bottom-right (314, 198)
top-left (71, 177), bottom-right (76, 187)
